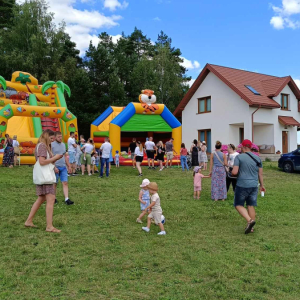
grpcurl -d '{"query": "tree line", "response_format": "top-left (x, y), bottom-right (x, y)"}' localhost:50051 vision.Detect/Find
top-left (0, 0), bottom-right (191, 137)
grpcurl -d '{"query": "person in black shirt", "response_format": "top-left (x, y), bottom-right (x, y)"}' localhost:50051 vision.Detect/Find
top-left (128, 138), bottom-right (137, 168)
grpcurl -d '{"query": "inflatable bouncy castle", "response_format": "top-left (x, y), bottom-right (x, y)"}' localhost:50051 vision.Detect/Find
top-left (91, 90), bottom-right (182, 165)
top-left (0, 72), bottom-right (78, 164)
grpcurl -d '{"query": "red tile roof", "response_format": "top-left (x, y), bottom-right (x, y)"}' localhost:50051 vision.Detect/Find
top-left (174, 64), bottom-right (300, 116)
top-left (278, 116), bottom-right (300, 127)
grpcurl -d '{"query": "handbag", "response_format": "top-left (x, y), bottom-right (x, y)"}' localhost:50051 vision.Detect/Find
top-left (213, 151), bottom-right (233, 178)
top-left (14, 146), bottom-right (20, 155)
top-left (33, 143), bottom-right (56, 185)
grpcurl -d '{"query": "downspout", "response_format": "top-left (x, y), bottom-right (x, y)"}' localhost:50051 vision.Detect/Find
top-left (252, 105), bottom-right (261, 142)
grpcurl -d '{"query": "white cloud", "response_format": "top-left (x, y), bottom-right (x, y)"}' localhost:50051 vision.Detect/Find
top-left (270, 0), bottom-right (300, 29)
top-left (295, 79), bottom-right (300, 88)
top-left (270, 16), bottom-right (285, 29)
top-left (18, 0), bottom-right (126, 54)
top-left (153, 17), bottom-right (161, 21)
top-left (103, 0), bottom-right (128, 11)
top-left (180, 57), bottom-right (201, 70)
top-left (193, 61), bottom-right (200, 69)
top-left (188, 78), bottom-right (195, 87)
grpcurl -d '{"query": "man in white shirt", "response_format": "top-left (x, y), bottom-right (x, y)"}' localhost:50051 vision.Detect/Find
top-left (100, 137), bottom-right (112, 178)
top-left (145, 137), bottom-right (156, 169)
top-left (67, 132), bottom-right (77, 176)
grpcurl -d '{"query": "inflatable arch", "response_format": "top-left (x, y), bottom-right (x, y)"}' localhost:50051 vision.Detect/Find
top-left (91, 90), bottom-right (182, 156)
top-left (109, 102), bottom-right (182, 154)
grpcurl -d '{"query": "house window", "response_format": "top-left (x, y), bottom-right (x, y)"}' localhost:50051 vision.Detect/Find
top-left (198, 129), bottom-right (211, 153)
top-left (198, 97), bottom-right (211, 114)
top-left (281, 94), bottom-right (289, 110)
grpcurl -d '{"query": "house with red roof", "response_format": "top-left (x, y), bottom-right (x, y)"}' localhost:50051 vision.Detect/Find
top-left (174, 64), bottom-right (300, 154)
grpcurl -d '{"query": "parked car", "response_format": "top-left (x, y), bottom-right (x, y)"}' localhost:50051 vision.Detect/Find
top-left (278, 149), bottom-right (300, 173)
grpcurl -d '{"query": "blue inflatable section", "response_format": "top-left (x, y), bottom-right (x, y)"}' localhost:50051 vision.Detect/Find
top-left (110, 103), bottom-right (136, 127)
top-left (91, 106), bottom-right (113, 126)
top-left (161, 106), bottom-right (181, 129)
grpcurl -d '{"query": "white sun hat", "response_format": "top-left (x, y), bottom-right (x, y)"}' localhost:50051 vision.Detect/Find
top-left (140, 178), bottom-right (150, 188)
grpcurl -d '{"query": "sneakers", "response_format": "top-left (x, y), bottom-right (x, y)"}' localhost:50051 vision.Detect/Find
top-left (142, 227), bottom-right (150, 232)
top-left (55, 198), bottom-right (58, 204)
top-left (159, 168), bottom-right (163, 171)
top-left (138, 173), bottom-right (143, 177)
top-left (136, 218), bottom-right (143, 224)
top-left (65, 199), bottom-right (74, 205)
top-left (148, 167), bottom-right (151, 169)
top-left (157, 231), bottom-right (166, 235)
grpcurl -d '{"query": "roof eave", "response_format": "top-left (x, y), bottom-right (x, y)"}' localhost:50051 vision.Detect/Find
top-left (250, 104), bottom-right (280, 109)
top-left (272, 76), bottom-right (300, 100)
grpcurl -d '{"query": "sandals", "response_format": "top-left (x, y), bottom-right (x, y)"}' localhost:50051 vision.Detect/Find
top-left (245, 219), bottom-right (256, 234)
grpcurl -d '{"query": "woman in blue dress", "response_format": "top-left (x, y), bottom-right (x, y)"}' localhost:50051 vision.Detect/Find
top-left (209, 141), bottom-right (228, 201)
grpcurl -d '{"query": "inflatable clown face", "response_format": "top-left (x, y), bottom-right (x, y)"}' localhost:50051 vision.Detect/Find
top-left (139, 90), bottom-right (157, 106)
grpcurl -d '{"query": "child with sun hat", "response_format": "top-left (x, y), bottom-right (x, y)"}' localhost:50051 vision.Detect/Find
top-left (142, 182), bottom-right (166, 235)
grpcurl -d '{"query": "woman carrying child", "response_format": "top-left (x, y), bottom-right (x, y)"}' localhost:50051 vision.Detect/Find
top-left (193, 166), bottom-right (210, 199)
top-left (156, 141), bottom-right (165, 171)
top-left (136, 179), bottom-right (150, 223)
top-left (142, 182), bottom-right (166, 235)
top-left (199, 141), bottom-right (208, 170)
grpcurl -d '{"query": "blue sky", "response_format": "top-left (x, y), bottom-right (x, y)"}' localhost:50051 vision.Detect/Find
top-left (22, 0), bottom-right (300, 85)
top-left (53, 0), bottom-right (300, 87)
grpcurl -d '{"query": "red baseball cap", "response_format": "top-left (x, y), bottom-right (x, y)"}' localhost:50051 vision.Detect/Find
top-left (242, 139), bottom-right (252, 148)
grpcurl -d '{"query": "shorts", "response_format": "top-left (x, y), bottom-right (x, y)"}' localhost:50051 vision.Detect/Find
top-left (80, 153), bottom-right (91, 165)
top-left (166, 152), bottom-right (173, 160)
top-left (136, 156), bottom-right (143, 163)
top-left (131, 153), bottom-right (135, 160)
top-left (148, 210), bottom-right (162, 225)
top-left (194, 186), bottom-right (201, 192)
top-left (55, 166), bottom-right (68, 183)
top-left (234, 186), bottom-right (258, 207)
top-left (69, 152), bottom-right (76, 164)
top-left (146, 150), bottom-right (155, 159)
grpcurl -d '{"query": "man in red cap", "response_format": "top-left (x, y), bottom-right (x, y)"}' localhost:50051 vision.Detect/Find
top-left (231, 139), bottom-right (265, 234)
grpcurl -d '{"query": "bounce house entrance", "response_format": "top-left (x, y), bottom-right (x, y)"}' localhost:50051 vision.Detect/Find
top-left (120, 131), bottom-right (172, 152)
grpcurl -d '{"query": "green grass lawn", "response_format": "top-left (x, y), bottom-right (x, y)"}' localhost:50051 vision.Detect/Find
top-left (1, 162), bottom-right (300, 300)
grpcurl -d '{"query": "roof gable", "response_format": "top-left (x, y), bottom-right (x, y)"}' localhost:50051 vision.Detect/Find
top-left (174, 64), bottom-right (300, 116)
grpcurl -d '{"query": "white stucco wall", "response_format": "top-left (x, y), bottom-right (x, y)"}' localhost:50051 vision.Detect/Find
top-left (253, 125), bottom-right (274, 146)
top-left (182, 75), bottom-right (300, 153)
top-left (182, 72), bottom-right (250, 149)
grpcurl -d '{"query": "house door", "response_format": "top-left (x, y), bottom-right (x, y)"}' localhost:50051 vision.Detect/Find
top-left (282, 131), bottom-right (288, 154)
top-left (198, 129), bottom-right (211, 153)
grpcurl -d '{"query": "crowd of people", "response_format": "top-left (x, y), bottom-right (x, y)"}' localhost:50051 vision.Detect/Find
top-left (2, 129), bottom-right (265, 235)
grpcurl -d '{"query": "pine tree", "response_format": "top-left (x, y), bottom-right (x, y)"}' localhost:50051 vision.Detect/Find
top-left (0, 0), bottom-right (15, 29)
